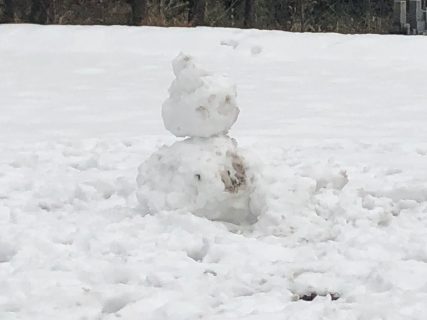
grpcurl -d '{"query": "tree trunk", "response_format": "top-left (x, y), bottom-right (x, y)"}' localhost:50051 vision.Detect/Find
top-left (363, 0), bottom-right (371, 30)
top-left (30, 0), bottom-right (47, 24)
top-left (274, 0), bottom-right (289, 28)
top-left (130, 0), bottom-right (147, 25)
top-left (4, 0), bottom-right (13, 22)
top-left (222, 0), bottom-right (236, 26)
top-left (300, 0), bottom-right (305, 32)
top-left (243, 0), bottom-right (254, 28)
top-left (188, 0), bottom-right (206, 26)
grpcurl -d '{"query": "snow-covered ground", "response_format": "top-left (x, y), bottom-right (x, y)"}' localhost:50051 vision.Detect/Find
top-left (1, 24), bottom-right (427, 319)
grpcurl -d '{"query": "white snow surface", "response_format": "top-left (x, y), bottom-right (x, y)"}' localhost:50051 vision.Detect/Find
top-left (162, 53), bottom-right (239, 138)
top-left (1, 24), bottom-right (427, 320)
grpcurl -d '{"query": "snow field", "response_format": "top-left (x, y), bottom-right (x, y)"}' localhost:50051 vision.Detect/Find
top-left (1, 25), bottom-right (427, 319)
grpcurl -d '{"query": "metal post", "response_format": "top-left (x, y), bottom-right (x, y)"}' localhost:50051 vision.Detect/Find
top-left (393, 0), bottom-right (407, 33)
top-left (409, 0), bottom-right (425, 34)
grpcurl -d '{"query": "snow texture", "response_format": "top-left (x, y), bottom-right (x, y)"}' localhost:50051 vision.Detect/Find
top-left (1, 25), bottom-right (427, 320)
top-left (162, 53), bottom-right (239, 138)
top-left (137, 136), bottom-right (257, 224)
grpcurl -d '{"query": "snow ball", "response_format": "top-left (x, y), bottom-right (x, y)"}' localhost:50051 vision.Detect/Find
top-left (185, 238), bottom-right (210, 262)
top-left (137, 136), bottom-right (257, 225)
top-left (162, 53), bottom-right (240, 138)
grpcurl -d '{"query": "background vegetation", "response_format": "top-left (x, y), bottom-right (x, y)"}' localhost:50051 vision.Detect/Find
top-left (0, 0), bottom-right (393, 33)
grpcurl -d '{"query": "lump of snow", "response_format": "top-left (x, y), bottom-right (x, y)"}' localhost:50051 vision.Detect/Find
top-left (162, 53), bottom-right (239, 138)
top-left (300, 165), bottom-right (349, 191)
top-left (136, 136), bottom-right (257, 225)
top-left (101, 294), bottom-right (133, 314)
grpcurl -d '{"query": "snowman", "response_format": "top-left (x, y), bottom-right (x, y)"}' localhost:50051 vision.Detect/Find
top-left (137, 53), bottom-right (257, 225)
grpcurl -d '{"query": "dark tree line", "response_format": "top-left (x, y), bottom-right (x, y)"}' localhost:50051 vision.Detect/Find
top-left (0, 0), bottom-right (393, 33)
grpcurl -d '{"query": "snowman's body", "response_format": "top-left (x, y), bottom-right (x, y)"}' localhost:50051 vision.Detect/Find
top-left (137, 54), bottom-right (256, 224)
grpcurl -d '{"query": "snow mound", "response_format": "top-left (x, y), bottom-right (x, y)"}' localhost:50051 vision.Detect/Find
top-left (136, 136), bottom-right (257, 224)
top-left (162, 53), bottom-right (240, 138)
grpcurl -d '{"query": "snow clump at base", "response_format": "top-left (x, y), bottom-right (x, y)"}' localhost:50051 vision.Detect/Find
top-left (136, 135), bottom-right (258, 225)
top-left (162, 53), bottom-right (240, 138)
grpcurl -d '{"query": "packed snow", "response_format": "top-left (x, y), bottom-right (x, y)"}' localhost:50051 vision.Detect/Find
top-left (139, 54), bottom-right (253, 224)
top-left (162, 53), bottom-right (239, 138)
top-left (137, 135), bottom-right (256, 224)
top-left (1, 24), bottom-right (427, 320)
